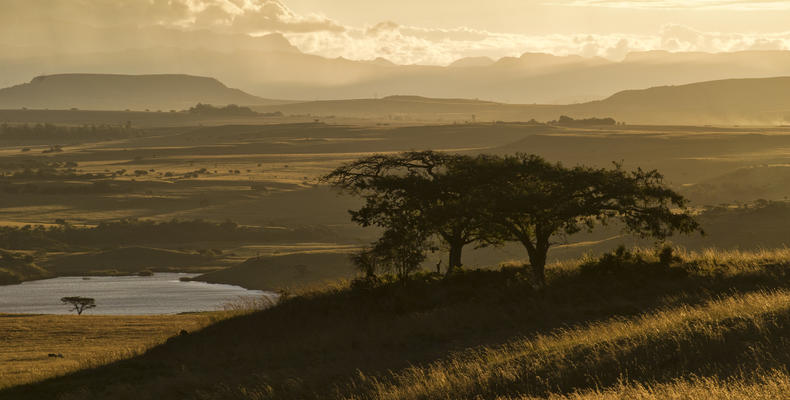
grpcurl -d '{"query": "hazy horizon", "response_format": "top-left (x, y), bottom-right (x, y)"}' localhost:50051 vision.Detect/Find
top-left (7, 3), bottom-right (790, 399)
top-left (4, 0), bottom-right (790, 103)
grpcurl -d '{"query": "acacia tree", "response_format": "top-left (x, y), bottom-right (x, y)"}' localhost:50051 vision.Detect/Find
top-left (465, 154), bottom-right (701, 287)
top-left (61, 296), bottom-right (96, 315)
top-left (323, 151), bottom-right (489, 274)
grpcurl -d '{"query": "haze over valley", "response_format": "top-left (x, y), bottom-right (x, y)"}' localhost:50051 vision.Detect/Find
top-left (4, 1), bottom-right (790, 399)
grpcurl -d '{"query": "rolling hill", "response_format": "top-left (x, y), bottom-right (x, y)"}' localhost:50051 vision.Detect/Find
top-left (253, 76), bottom-right (790, 125)
top-left (0, 74), bottom-right (289, 111)
top-left (574, 76), bottom-right (790, 124)
top-left (2, 73), bottom-right (789, 125)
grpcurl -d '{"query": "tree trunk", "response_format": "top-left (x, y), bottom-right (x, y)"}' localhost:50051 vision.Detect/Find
top-left (529, 250), bottom-right (547, 288)
top-left (517, 228), bottom-right (550, 289)
top-left (447, 241), bottom-right (463, 273)
top-left (530, 233), bottom-right (551, 289)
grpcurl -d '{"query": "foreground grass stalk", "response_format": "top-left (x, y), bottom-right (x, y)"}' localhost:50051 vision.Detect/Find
top-left (346, 290), bottom-right (790, 400)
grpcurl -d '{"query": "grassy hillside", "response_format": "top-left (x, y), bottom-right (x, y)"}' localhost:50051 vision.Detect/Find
top-left (576, 76), bottom-right (790, 125)
top-left (43, 247), bottom-right (220, 276)
top-left (0, 313), bottom-right (213, 390)
top-left (6, 247), bottom-right (790, 399)
top-left (193, 251), bottom-right (355, 291)
top-left (0, 250), bottom-right (50, 284)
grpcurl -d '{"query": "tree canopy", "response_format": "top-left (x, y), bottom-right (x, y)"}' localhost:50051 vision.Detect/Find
top-left (325, 152), bottom-right (701, 286)
top-left (324, 151), bottom-right (491, 274)
top-left (462, 154), bottom-right (701, 286)
top-left (61, 296), bottom-right (96, 315)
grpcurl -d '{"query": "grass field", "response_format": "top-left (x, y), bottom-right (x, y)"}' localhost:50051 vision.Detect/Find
top-left (6, 120), bottom-right (790, 398)
top-left (7, 121), bottom-right (790, 285)
top-left (0, 313), bottom-right (214, 390)
top-left (4, 247), bottom-right (790, 399)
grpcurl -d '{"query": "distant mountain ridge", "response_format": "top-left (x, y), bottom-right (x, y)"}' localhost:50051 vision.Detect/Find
top-left (572, 76), bottom-right (790, 124)
top-left (252, 76), bottom-right (790, 125)
top-left (5, 24), bottom-right (790, 104)
top-left (2, 73), bottom-right (789, 125)
top-left (0, 74), bottom-right (289, 111)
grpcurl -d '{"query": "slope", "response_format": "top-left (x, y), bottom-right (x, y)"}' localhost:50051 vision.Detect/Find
top-left (0, 74), bottom-right (287, 111)
top-left (6, 248), bottom-right (790, 399)
top-left (253, 76), bottom-right (790, 125)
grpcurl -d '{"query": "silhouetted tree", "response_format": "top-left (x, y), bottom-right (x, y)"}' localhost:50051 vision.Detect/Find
top-left (61, 296), bottom-right (96, 315)
top-left (323, 151), bottom-right (491, 274)
top-left (350, 247), bottom-right (381, 278)
top-left (465, 154), bottom-right (701, 287)
top-left (374, 225), bottom-right (430, 281)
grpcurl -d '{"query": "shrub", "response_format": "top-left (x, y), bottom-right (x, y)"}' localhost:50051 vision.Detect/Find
top-left (579, 246), bottom-right (687, 279)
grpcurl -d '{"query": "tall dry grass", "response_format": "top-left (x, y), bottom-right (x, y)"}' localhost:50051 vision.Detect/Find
top-left (8, 246), bottom-right (790, 400)
top-left (528, 371), bottom-right (790, 400)
top-left (344, 289), bottom-right (790, 399)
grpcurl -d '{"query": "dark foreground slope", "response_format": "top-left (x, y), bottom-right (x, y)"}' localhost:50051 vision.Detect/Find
top-left (0, 74), bottom-right (286, 111)
top-left (6, 248), bottom-right (790, 399)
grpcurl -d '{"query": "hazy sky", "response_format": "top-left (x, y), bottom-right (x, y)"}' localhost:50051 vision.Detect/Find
top-left (4, 0), bottom-right (790, 65)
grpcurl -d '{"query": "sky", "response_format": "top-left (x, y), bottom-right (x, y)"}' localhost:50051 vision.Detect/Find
top-left (4, 0), bottom-right (790, 65)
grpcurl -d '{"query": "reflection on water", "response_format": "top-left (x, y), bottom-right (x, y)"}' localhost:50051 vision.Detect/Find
top-left (0, 273), bottom-right (272, 315)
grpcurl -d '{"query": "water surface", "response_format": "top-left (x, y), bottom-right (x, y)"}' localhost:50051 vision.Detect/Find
top-left (0, 273), bottom-right (272, 315)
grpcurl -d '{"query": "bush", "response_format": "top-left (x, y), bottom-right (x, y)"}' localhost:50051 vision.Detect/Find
top-left (579, 246), bottom-right (687, 279)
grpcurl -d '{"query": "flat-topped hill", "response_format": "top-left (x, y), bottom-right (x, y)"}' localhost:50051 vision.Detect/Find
top-left (0, 74), bottom-right (286, 111)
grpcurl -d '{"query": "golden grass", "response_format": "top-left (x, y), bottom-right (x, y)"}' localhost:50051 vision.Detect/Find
top-left (7, 247), bottom-right (790, 399)
top-left (541, 246), bottom-right (790, 278)
top-left (501, 371), bottom-right (790, 399)
top-left (0, 313), bottom-right (213, 389)
top-left (345, 289), bottom-right (790, 400)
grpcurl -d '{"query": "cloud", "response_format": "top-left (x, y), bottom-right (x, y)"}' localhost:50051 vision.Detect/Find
top-left (3, 0), bottom-right (790, 66)
top-left (284, 21), bottom-right (790, 65)
top-left (658, 24), bottom-right (790, 52)
top-left (1, 0), bottom-right (342, 33)
top-left (554, 0), bottom-right (790, 10)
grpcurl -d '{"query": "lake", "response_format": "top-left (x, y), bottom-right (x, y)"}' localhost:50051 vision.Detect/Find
top-left (0, 273), bottom-right (273, 315)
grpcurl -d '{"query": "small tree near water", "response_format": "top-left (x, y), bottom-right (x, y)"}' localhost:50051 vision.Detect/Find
top-left (61, 296), bottom-right (96, 315)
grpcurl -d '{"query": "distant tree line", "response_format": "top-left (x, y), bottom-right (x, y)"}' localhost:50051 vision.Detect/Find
top-left (187, 103), bottom-right (283, 117)
top-left (0, 219), bottom-right (335, 250)
top-left (550, 115), bottom-right (618, 126)
top-left (325, 151), bottom-right (700, 286)
top-left (0, 159), bottom-right (77, 175)
top-left (0, 123), bottom-right (140, 142)
top-left (0, 180), bottom-right (122, 196)
top-left (0, 160), bottom-right (121, 188)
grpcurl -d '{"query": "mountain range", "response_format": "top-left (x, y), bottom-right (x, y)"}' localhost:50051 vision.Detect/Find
top-left (4, 26), bottom-right (790, 104)
top-left (253, 77), bottom-right (790, 125)
top-left (1, 74), bottom-right (790, 125)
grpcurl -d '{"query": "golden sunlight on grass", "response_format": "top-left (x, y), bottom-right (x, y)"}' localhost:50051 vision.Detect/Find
top-left (0, 313), bottom-right (213, 389)
top-left (504, 371), bottom-right (790, 400)
top-left (345, 289), bottom-right (790, 400)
